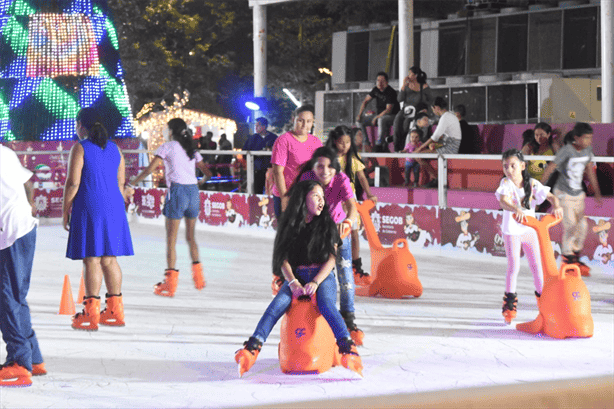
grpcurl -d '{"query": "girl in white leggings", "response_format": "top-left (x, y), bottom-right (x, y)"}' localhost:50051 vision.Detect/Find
top-left (495, 149), bottom-right (563, 325)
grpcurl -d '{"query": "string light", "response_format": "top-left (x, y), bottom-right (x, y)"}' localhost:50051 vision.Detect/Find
top-left (0, 0), bottom-right (136, 142)
top-left (136, 90), bottom-right (238, 185)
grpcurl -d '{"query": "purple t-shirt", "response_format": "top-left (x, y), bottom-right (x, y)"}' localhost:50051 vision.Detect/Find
top-left (300, 171), bottom-right (353, 223)
top-left (270, 132), bottom-right (322, 197)
top-left (404, 142), bottom-right (417, 165)
top-left (155, 141), bottom-right (203, 186)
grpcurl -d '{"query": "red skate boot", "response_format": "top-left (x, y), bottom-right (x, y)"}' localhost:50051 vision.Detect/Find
top-left (235, 337), bottom-right (262, 377)
top-left (154, 269), bottom-right (179, 297)
top-left (337, 337), bottom-right (363, 376)
top-left (192, 262), bottom-right (206, 290)
top-left (32, 363), bottom-right (47, 376)
top-left (502, 292), bottom-right (518, 325)
top-left (341, 311), bottom-right (364, 346)
top-left (353, 258), bottom-right (372, 286)
top-left (0, 362), bottom-right (32, 387)
top-left (72, 296), bottom-right (101, 331)
top-left (100, 293), bottom-right (125, 327)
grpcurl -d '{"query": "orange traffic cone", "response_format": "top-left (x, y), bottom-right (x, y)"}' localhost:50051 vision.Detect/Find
top-left (77, 272), bottom-right (85, 304)
top-left (59, 275), bottom-right (76, 315)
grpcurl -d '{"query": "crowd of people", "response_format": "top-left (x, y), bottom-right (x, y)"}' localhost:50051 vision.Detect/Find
top-left (0, 82), bottom-right (606, 385)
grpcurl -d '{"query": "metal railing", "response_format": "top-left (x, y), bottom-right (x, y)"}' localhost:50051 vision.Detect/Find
top-left (15, 149), bottom-right (613, 209)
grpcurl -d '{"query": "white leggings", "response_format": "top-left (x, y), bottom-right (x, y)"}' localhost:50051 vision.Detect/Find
top-left (503, 230), bottom-right (544, 294)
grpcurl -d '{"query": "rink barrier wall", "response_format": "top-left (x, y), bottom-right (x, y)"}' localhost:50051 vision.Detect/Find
top-left (246, 375), bottom-right (613, 409)
top-left (121, 188), bottom-right (611, 273)
top-left (26, 185), bottom-right (614, 273)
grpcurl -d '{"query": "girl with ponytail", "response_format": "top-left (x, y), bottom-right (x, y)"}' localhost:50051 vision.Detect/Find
top-left (495, 149), bottom-right (562, 325)
top-left (129, 118), bottom-right (212, 297)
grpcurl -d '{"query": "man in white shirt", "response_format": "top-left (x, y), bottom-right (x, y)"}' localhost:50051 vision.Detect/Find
top-left (414, 96), bottom-right (462, 188)
top-left (0, 145), bottom-right (45, 386)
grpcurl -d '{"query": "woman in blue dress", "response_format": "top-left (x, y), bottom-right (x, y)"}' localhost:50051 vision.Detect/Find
top-left (63, 108), bottom-right (134, 331)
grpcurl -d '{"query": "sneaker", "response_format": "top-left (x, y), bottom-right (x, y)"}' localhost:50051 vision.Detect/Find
top-left (100, 293), bottom-right (125, 327)
top-left (0, 362), bottom-right (32, 387)
top-left (337, 337), bottom-right (363, 376)
top-left (502, 292), bottom-right (518, 325)
top-left (154, 269), bottom-right (179, 297)
top-left (192, 262), bottom-right (206, 289)
top-left (72, 296), bottom-right (101, 331)
top-left (32, 363), bottom-right (47, 376)
top-left (235, 337), bottom-right (262, 377)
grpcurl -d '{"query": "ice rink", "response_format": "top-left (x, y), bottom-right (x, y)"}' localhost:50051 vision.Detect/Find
top-left (1, 220), bottom-right (613, 408)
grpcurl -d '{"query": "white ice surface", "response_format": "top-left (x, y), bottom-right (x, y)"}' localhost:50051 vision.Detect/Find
top-left (1, 221), bottom-right (612, 408)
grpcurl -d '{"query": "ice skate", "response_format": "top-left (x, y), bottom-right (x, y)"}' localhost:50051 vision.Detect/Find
top-left (353, 258), bottom-right (372, 286)
top-left (72, 296), bottom-right (101, 331)
top-left (154, 269), bottom-right (179, 297)
top-left (192, 262), bottom-right (206, 290)
top-left (0, 363), bottom-right (32, 387)
top-left (341, 311), bottom-right (364, 346)
top-left (562, 254), bottom-right (590, 277)
top-left (337, 337), bottom-right (363, 376)
top-left (502, 292), bottom-right (517, 325)
top-left (32, 363), bottom-right (47, 376)
top-left (235, 337), bottom-right (262, 377)
top-left (271, 274), bottom-right (283, 296)
top-left (100, 293), bottom-right (125, 327)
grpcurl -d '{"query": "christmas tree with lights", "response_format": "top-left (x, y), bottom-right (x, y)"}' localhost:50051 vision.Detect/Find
top-left (0, 0), bottom-right (135, 141)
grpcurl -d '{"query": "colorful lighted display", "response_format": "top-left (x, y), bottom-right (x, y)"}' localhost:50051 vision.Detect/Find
top-left (0, 0), bottom-right (135, 141)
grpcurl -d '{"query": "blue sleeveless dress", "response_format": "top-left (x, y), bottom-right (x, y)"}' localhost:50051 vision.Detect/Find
top-left (66, 139), bottom-right (134, 260)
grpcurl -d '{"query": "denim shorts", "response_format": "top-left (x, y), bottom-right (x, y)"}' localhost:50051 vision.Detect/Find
top-left (163, 183), bottom-right (200, 219)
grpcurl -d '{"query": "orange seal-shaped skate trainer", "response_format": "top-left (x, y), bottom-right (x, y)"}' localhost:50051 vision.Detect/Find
top-left (516, 215), bottom-right (594, 339)
top-left (278, 296), bottom-right (341, 374)
top-left (354, 200), bottom-right (422, 299)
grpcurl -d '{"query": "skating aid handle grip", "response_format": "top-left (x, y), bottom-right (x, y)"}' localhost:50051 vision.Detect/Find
top-left (340, 219), bottom-right (352, 239)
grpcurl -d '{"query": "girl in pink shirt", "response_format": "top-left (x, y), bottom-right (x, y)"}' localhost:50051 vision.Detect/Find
top-left (129, 118), bottom-right (212, 297)
top-left (298, 147), bottom-right (365, 346)
top-left (270, 105), bottom-right (322, 217)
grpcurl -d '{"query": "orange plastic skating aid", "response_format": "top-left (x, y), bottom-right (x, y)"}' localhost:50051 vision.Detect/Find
top-left (154, 269), bottom-right (179, 297)
top-left (516, 215), bottom-right (594, 339)
top-left (192, 263), bottom-right (206, 290)
top-left (278, 296), bottom-right (342, 375)
top-left (0, 363), bottom-right (32, 387)
top-left (32, 363), bottom-right (47, 376)
top-left (354, 200), bottom-right (422, 298)
top-left (72, 296), bottom-right (100, 331)
top-left (100, 294), bottom-right (125, 327)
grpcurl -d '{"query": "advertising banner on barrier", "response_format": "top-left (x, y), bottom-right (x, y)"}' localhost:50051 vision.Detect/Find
top-left (247, 195), bottom-right (277, 230)
top-left (133, 187), bottom-right (166, 219)
top-left (199, 192), bottom-right (249, 228)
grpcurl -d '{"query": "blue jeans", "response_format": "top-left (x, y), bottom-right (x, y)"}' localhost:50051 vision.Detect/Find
top-left (0, 227), bottom-right (43, 371)
top-left (252, 266), bottom-right (350, 343)
top-left (273, 195), bottom-right (282, 219)
top-left (405, 161), bottom-right (420, 184)
top-left (163, 183), bottom-right (200, 219)
top-left (336, 235), bottom-right (355, 314)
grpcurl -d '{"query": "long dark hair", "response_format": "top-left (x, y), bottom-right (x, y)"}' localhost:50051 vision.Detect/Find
top-left (77, 108), bottom-right (108, 149)
top-left (272, 180), bottom-right (339, 277)
top-left (527, 122), bottom-right (553, 153)
top-left (325, 125), bottom-right (364, 186)
top-left (167, 118), bottom-right (195, 160)
top-left (294, 146), bottom-right (341, 187)
top-left (502, 148), bottom-right (532, 209)
top-left (563, 122), bottom-right (593, 146)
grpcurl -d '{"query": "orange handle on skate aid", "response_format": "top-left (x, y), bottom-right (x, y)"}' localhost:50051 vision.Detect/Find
top-left (340, 219), bottom-right (353, 239)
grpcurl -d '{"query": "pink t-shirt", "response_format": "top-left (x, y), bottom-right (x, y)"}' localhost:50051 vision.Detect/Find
top-left (155, 141), bottom-right (203, 186)
top-left (404, 143), bottom-right (417, 165)
top-left (300, 171), bottom-right (353, 223)
top-left (270, 132), bottom-right (322, 197)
